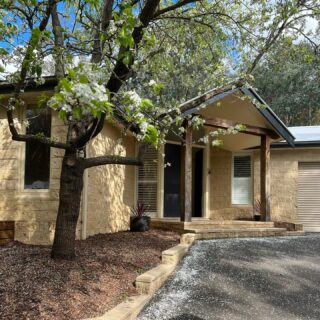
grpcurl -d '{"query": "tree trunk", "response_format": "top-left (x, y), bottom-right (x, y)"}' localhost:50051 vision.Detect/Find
top-left (51, 150), bottom-right (85, 260)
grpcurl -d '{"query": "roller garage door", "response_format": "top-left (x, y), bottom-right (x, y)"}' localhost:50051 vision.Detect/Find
top-left (298, 162), bottom-right (320, 231)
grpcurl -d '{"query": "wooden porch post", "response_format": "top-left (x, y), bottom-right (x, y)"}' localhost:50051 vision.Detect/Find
top-left (260, 135), bottom-right (271, 221)
top-left (180, 126), bottom-right (192, 222)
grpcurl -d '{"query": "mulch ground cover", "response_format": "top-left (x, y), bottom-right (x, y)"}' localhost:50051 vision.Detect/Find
top-left (0, 229), bottom-right (179, 320)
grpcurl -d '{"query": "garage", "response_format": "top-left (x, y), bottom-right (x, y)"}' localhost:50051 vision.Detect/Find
top-left (298, 162), bottom-right (320, 232)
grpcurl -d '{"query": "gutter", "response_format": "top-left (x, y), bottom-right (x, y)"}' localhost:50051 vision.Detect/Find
top-left (272, 141), bottom-right (320, 149)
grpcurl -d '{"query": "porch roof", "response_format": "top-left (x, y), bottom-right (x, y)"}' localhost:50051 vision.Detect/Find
top-left (180, 79), bottom-right (295, 149)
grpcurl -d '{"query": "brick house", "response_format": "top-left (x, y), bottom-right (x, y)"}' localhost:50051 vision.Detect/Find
top-left (0, 79), bottom-right (319, 244)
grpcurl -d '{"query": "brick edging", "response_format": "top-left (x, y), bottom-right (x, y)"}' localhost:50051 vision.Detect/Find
top-left (84, 234), bottom-right (195, 320)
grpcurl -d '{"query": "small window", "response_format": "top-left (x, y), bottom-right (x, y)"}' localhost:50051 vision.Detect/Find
top-left (24, 107), bottom-right (51, 189)
top-left (232, 154), bottom-right (252, 205)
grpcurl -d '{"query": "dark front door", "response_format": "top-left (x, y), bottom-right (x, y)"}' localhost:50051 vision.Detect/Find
top-left (192, 148), bottom-right (203, 217)
top-left (163, 144), bottom-right (203, 218)
top-left (164, 144), bottom-right (181, 217)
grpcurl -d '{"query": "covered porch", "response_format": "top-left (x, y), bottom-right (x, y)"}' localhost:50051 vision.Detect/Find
top-left (136, 81), bottom-right (295, 231)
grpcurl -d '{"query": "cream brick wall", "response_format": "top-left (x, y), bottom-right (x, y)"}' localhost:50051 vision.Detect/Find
top-left (0, 98), bottom-right (136, 244)
top-left (253, 148), bottom-right (320, 223)
top-left (0, 104), bottom-right (68, 244)
top-left (209, 146), bottom-right (320, 223)
top-left (209, 147), bottom-right (253, 220)
top-left (86, 124), bottom-right (136, 237)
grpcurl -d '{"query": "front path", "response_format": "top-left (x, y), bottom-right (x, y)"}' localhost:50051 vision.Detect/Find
top-left (138, 234), bottom-right (320, 320)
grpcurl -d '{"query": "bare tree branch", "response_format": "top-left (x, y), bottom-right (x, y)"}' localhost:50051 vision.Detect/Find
top-left (288, 26), bottom-right (319, 54)
top-left (11, 133), bottom-right (70, 150)
top-left (246, 19), bottom-right (288, 74)
top-left (247, 7), bottom-right (320, 74)
top-left (154, 0), bottom-right (199, 18)
top-left (84, 155), bottom-right (143, 168)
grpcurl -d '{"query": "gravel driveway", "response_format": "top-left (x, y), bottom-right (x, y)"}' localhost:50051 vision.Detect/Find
top-left (138, 234), bottom-right (320, 320)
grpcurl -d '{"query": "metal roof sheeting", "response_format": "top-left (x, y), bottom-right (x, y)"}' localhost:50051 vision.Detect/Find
top-left (289, 126), bottom-right (320, 142)
top-left (272, 126), bottom-right (320, 148)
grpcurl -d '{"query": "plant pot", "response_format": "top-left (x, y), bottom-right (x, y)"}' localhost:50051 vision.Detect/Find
top-left (254, 215), bottom-right (261, 221)
top-left (130, 216), bottom-right (151, 232)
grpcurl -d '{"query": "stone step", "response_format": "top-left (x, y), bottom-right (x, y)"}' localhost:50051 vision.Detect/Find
top-left (190, 228), bottom-right (288, 240)
top-left (184, 220), bottom-right (274, 229)
top-left (186, 220), bottom-right (274, 225)
top-left (150, 220), bottom-right (270, 231)
top-left (180, 229), bottom-right (306, 244)
top-left (284, 231), bottom-right (305, 237)
top-left (185, 223), bottom-right (275, 230)
top-left (187, 227), bottom-right (286, 234)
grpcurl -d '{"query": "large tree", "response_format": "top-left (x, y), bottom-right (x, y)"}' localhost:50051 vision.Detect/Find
top-left (0, 0), bottom-right (319, 259)
top-left (253, 40), bottom-right (320, 126)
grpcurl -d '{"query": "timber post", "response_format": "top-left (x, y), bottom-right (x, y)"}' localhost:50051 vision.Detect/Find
top-left (260, 135), bottom-right (271, 221)
top-left (180, 125), bottom-right (192, 222)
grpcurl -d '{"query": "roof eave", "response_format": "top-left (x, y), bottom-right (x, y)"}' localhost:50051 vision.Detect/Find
top-left (0, 76), bottom-right (58, 94)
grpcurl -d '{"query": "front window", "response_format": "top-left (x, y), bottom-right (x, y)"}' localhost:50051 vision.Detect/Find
top-left (137, 145), bottom-right (158, 217)
top-left (24, 107), bottom-right (51, 189)
top-left (232, 154), bottom-right (252, 205)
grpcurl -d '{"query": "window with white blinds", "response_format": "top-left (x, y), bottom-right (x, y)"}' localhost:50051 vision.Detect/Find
top-left (137, 145), bottom-right (158, 216)
top-left (232, 154), bottom-right (252, 205)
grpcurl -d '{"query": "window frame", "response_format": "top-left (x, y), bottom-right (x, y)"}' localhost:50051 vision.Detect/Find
top-left (20, 105), bottom-right (52, 193)
top-left (136, 144), bottom-right (159, 217)
top-left (231, 152), bottom-right (253, 206)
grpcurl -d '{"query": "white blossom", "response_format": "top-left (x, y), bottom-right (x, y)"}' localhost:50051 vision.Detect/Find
top-left (140, 121), bottom-right (148, 133)
top-left (212, 139), bottom-right (223, 147)
top-left (200, 135), bottom-right (209, 144)
top-left (109, 20), bottom-right (117, 33)
top-left (48, 62), bottom-right (112, 119)
top-left (126, 90), bottom-right (142, 107)
top-left (178, 126), bottom-right (185, 133)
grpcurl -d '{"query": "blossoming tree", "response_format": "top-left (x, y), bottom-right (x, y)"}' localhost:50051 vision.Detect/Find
top-left (0, 0), bottom-right (318, 259)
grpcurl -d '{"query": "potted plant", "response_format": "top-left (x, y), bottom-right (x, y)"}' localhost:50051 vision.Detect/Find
top-left (130, 202), bottom-right (151, 232)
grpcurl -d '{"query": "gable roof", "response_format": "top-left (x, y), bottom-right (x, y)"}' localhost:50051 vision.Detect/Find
top-left (180, 79), bottom-right (295, 147)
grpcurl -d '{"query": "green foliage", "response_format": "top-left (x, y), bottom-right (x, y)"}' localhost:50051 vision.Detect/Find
top-left (253, 41), bottom-right (320, 126)
top-left (132, 17), bottom-right (230, 108)
top-left (1, 0), bottom-right (319, 147)
top-left (145, 125), bottom-right (159, 145)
